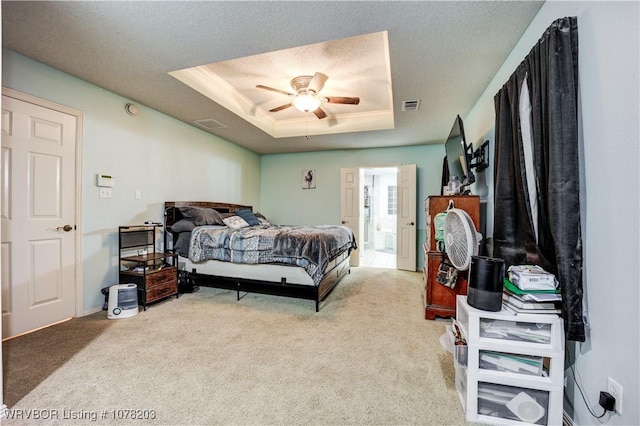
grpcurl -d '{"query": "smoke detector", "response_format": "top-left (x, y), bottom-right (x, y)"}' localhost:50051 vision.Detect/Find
top-left (124, 103), bottom-right (138, 116)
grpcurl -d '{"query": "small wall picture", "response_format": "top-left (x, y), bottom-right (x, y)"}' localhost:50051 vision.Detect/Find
top-left (302, 169), bottom-right (316, 189)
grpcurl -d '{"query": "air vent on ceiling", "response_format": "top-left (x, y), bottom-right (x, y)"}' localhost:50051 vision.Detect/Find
top-left (401, 99), bottom-right (421, 112)
top-left (193, 118), bottom-right (227, 130)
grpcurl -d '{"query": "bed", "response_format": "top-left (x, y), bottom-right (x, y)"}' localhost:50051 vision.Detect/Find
top-left (164, 201), bottom-right (357, 311)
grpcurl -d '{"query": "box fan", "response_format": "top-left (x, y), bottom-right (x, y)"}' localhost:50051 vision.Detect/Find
top-left (444, 208), bottom-right (480, 271)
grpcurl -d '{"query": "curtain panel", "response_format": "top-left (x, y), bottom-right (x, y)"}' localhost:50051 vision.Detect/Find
top-left (493, 17), bottom-right (584, 341)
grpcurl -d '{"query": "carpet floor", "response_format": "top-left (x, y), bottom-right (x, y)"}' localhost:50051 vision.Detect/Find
top-left (2, 267), bottom-right (467, 425)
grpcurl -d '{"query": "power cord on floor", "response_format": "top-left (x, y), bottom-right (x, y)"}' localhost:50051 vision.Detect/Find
top-left (566, 348), bottom-right (608, 420)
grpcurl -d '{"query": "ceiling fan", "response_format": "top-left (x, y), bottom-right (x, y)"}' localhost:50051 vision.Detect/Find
top-left (256, 72), bottom-right (360, 119)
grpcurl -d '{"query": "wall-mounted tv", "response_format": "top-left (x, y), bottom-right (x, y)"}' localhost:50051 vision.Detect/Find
top-left (444, 114), bottom-right (475, 187)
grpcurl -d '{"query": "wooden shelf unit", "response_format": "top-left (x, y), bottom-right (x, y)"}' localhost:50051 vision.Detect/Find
top-left (423, 195), bottom-right (480, 320)
top-left (119, 225), bottom-right (178, 310)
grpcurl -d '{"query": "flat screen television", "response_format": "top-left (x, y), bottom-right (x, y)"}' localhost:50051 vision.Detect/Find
top-left (444, 114), bottom-right (475, 187)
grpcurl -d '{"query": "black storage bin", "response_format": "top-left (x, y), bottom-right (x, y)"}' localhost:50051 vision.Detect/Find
top-left (467, 256), bottom-right (505, 311)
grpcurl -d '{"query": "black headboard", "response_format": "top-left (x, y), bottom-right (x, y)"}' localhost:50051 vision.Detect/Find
top-left (163, 201), bottom-right (253, 254)
top-left (163, 201), bottom-right (253, 227)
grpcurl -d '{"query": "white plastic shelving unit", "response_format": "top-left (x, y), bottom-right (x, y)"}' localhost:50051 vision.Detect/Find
top-left (453, 296), bottom-right (564, 425)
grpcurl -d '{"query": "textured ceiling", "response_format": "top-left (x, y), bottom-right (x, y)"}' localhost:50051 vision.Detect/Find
top-left (170, 31), bottom-right (395, 139)
top-left (1, 1), bottom-right (544, 154)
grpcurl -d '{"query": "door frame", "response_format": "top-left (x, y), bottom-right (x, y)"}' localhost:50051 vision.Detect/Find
top-left (345, 163), bottom-right (416, 270)
top-left (2, 87), bottom-right (84, 319)
top-left (360, 165), bottom-right (398, 260)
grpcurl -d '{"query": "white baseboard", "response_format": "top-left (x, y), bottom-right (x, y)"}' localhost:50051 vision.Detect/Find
top-left (83, 306), bottom-right (104, 316)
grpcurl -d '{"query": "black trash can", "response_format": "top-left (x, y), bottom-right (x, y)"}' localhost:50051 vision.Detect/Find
top-left (467, 256), bottom-right (505, 311)
top-left (101, 286), bottom-right (110, 310)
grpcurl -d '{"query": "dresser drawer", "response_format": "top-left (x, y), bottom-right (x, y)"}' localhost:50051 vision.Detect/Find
top-left (146, 281), bottom-right (177, 303)
top-left (145, 267), bottom-right (177, 288)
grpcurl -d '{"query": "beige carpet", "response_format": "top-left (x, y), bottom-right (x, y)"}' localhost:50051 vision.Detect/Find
top-left (2, 267), bottom-right (467, 425)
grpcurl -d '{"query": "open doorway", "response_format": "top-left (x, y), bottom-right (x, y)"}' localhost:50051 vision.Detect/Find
top-left (361, 167), bottom-right (398, 268)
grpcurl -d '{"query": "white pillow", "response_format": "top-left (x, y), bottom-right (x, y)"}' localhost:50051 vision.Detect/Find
top-left (223, 215), bottom-right (249, 229)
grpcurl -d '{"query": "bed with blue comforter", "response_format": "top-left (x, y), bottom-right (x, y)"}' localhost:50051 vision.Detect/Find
top-left (164, 201), bottom-right (357, 311)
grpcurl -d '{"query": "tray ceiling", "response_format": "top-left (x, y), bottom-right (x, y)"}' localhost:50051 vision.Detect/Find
top-left (1, 1), bottom-right (545, 154)
top-left (170, 31), bottom-right (394, 139)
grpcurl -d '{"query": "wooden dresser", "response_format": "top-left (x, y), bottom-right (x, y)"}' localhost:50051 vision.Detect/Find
top-left (423, 195), bottom-right (480, 320)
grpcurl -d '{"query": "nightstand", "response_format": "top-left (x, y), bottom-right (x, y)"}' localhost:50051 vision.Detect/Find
top-left (118, 225), bottom-right (178, 310)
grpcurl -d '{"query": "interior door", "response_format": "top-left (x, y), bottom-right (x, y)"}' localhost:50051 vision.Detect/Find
top-left (340, 168), bottom-right (359, 266)
top-left (1, 95), bottom-right (78, 339)
top-left (396, 164), bottom-right (417, 271)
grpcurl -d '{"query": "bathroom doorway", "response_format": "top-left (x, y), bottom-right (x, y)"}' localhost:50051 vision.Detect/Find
top-left (361, 167), bottom-right (397, 268)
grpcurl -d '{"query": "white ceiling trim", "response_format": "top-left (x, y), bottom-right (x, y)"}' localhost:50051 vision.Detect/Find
top-left (170, 64), bottom-right (395, 139)
top-left (169, 66), bottom-right (273, 130)
top-left (169, 30), bottom-right (394, 139)
top-left (271, 110), bottom-right (395, 139)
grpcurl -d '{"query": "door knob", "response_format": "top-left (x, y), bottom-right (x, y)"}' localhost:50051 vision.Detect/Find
top-left (341, 220), bottom-right (348, 224)
top-left (57, 225), bottom-right (74, 232)
top-left (407, 222), bottom-right (415, 226)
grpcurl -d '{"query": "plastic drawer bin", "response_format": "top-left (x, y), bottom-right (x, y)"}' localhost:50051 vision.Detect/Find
top-left (477, 382), bottom-right (549, 425)
top-left (479, 318), bottom-right (552, 345)
top-left (479, 350), bottom-right (545, 377)
top-left (447, 324), bottom-right (469, 368)
top-left (455, 365), bottom-right (467, 403)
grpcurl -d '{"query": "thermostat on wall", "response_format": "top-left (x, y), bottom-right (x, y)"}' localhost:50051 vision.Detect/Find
top-left (97, 173), bottom-right (115, 187)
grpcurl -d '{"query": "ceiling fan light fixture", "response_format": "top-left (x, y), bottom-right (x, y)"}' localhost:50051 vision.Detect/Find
top-left (293, 90), bottom-right (321, 112)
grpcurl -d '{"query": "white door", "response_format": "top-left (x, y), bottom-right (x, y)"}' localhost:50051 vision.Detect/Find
top-left (1, 95), bottom-right (78, 338)
top-left (340, 168), bottom-right (359, 266)
top-left (396, 164), bottom-right (417, 271)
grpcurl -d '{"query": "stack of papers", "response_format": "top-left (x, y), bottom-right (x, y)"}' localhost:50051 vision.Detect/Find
top-left (480, 351), bottom-right (544, 376)
top-left (502, 279), bottom-right (562, 317)
top-left (480, 319), bottom-right (552, 344)
top-left (507, 265), bottom-right (557, 290)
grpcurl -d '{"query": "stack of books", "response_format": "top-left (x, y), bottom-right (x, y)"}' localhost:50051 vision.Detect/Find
top-left (502, 279), bottom-right (562, 316)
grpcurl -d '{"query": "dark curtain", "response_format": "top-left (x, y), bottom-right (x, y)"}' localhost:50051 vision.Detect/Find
top-left (493, 17), bottom-right (584, 341)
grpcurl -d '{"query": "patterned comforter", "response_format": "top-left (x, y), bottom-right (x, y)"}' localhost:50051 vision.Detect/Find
top-left (188, 224), bottom-right (357, 285)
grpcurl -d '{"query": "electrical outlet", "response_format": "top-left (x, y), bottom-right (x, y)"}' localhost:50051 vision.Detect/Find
top-left (608, 377), bottom-right (623, 414)
top-left (99, 187), bottom-right (112, 199)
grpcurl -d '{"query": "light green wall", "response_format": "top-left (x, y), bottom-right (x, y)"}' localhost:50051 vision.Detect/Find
top-left (2, 49), bottom-right (261, 312)
top-left (4, 5), bottom-right (639, 421)
top-left (464, 2), bottom-right (640, 424)
top-left (260, 144), bottom-right (455, 269)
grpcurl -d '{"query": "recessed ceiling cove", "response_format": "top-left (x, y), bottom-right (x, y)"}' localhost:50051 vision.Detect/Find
top-left (169, 31), bottom-right (394, 138)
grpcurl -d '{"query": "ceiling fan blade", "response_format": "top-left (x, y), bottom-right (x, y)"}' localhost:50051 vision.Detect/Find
top-left (256, 85), bottom-right (294, 97)
top-left (308, 72), bottom-right (329, 93)
top-left (269, 103), bottom-right (293, 112)
top-left (325, 96), bottom-right (360, 105)
top-left (313, 107), bottom-right (327, 119)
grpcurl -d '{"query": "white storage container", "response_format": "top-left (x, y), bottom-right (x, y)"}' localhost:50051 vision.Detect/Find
top-left (454, 296), bottom-right (564, 425)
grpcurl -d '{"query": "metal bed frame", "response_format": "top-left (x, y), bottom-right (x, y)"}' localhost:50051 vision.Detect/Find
top-left (164, 201), bottom-right (352, 311)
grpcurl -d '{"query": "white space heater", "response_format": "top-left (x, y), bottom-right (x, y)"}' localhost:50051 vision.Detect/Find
top-left (107, 284), bottom-right (139, 319)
